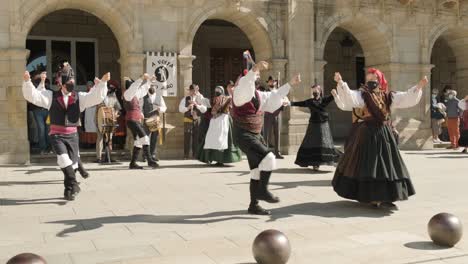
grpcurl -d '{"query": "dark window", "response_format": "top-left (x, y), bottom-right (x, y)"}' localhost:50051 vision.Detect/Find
top-left (26, 39), bottom-right (46, 74)
top-left (76, 41), bottom-right (96, 85)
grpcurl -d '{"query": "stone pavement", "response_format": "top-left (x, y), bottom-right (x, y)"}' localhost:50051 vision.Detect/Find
top-left (1, 150), bottom-right (468, 264)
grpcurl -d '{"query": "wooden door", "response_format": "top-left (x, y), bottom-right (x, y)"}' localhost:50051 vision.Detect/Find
top-left (209, 48), bottom-right (254, 97)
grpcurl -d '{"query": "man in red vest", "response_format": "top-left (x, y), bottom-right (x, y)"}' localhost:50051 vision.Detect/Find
top-left (232, 58), bottom-right (301, 215)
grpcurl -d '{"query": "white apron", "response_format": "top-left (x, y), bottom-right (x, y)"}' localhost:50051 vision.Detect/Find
top-left (84, 106), bottom-right (97, 133)
top-left (204, 113), bottom-right (229, 150)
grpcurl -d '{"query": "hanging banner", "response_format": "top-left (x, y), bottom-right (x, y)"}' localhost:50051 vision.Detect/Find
top-left (145, 51), bottom-right (177, 97)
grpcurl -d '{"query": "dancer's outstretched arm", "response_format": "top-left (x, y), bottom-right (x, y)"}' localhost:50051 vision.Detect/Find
top-left (79, 72), bottom-right (110, 111)
top-left (123, 74), bottom-right (151, 102)
top-left (392, 76), bottom-right (428, 109)
top-left (334, 72), bottom-right (365, 108)
top-left (459, 97), bottom-right (468, 111)
top-left (331, 89), bottom-right (347, 110)
top-left (233, 61), bottom-right (268, 107)
top-left (22, 71), bottom-right (53, 110)
top-left (262, 74), bottom-right (300, 113)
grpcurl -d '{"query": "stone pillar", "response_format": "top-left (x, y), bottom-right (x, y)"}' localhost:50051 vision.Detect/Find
top-left (375, 62), bottom-right (434, 150)
top-left (314, 60), bottom-right (327, 89)
top-left (155, 54), bottom-right (196, 159)
top-left (269, 58), bottom-right (290, 154)
top-left (284, 0), bottom-right (315, 154)
top-left (0, 48), bottom-right (30, 164)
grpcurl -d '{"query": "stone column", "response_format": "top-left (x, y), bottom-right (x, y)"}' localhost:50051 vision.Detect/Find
top-left (284, 0), bottom-right (314, 154)
top-left (155, 54), bottom-right (196, 159)
top-left (375, 62), bottom-right (434, 150)
top-left (0, 48), bottom-right (30, 164)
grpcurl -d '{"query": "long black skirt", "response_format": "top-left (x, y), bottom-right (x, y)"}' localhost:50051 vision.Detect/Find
top-left (332, 122), bottom-right (415, 203)
top-left (459, 129), bottom-right (468, 147)
top-left (295, 121), bottom-right (342, 167)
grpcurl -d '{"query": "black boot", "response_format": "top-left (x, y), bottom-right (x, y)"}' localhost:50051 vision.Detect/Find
top-left (257, 171), bottom-right (280, 203)
top-left (77, 160), bottom-right (90, 179)
top-left (62, 166), bottom-right (80, 201)
top-left (247, 179), bottom-right (270, 215)
top-left (129, 147), bottom-right (143, 169)
top-left (143, 145), bottom-right (159, 168)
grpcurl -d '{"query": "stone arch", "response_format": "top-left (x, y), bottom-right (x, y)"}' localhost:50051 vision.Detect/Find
top-left (13, 0), bottom-right (142, 55)
top-left (183, 3), bottom-right (274, 62)
top-left (428, 23), bottom-right (468, 93)
top-left (317, 13), bottom-right (393, 66)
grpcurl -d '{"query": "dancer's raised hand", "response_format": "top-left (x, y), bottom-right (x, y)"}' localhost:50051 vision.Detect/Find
top-left (101, 72), bottom-right (111, 82)
top-left (23, 71), bottom-right (31, 82)
top-left (289, 74), bottom-right (301, 86)
top-left (417, 76), bottom-right (429, 90)
top-left (253, 61), bottom-right (269, 72)
top-left (331, 89), bottom-right (338, 97)
top-left (40, 72), bottom-right (47, 84)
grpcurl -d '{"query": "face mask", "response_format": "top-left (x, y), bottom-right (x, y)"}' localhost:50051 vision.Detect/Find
top-left (215, 91), bottom-right (222, 97)
top-left (449, 94), bottom-right (454, 99)
top-left (148, 87), bottom-right (155, 94)
top-left (366, 81), bottom-right (379, 90)
top-left (65, 82), bottom-right (75, 93)
top-left (312, 92), bottom-right (319, 98)
top-left (432, 94), bottom-right (437, 99)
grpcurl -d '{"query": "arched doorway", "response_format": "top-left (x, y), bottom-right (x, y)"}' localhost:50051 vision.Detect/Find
top-left (25, 9), bottom-right (122, 155)
top-left (192, 19), bottom-right (254, 98)
top-left (318, 16), bottom-right (393, 140)
top-left (430, 29), bottom-right (467, 96)
top-left (323, 28), bottom-right (365, 139)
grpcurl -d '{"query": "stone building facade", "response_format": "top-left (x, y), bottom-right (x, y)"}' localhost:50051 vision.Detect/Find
top-left (0, 0), bottom-right (465, 163)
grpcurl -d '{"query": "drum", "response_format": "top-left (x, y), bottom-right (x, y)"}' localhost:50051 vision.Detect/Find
top-left (145, 114), bottom-right (161, 132)
top-left (96, 106), bottom-right (117, 134)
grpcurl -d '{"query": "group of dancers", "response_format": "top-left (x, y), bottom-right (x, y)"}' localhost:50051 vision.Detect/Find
top-left (22, 51), bottom-right (428, 214)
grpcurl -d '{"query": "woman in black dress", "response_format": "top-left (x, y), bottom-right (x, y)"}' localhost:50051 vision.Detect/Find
top-left (332, 69), bottom-right (428, 209)
top-left (289, 84), bottom-right (341, 171)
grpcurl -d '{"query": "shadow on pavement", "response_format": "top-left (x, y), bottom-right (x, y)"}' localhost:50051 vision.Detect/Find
top-left (228, 180), bottom-right (331, 190)
top-left (48, 201), bottom-right (392, 237)
top-left (404, 241), bottom-right (450, 250)
top-left (1, 197), bottom-right (67, 206)
top-left (0, 180), bottom-right (62, 186)
top-left (267, 200), bottom-right (393, 221)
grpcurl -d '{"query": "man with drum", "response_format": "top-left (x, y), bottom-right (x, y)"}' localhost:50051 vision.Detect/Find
top-left (123, 74), bottom-right (159, 169)
top-left (22, 68), bottom-right (110, 201)
top-left (95, 80), bottom-right (122, 163)
top-left (142, 82), bottom-right (167, 161)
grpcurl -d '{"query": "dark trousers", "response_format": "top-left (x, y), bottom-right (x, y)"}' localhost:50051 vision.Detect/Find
top-left (50, 133), bottom-right (79, 190)
top-left (127, 120), bottom-right (147, 141)
top-left (184, 120), bottom-right (200, 158)
top-left (144, 126), bottom-right (159, 157)
top-left (263, 113), bottom-right (280, 155)
top-left (33, 109), bottom-right (50, 151)
top-left (234, 126), bottom-right (269, 170)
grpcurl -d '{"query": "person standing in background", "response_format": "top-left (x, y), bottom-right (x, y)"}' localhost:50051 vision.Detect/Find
top-left (31, 72), bottom-right (51, 155)
top-left (431, 89), bottom-right (446, 144)
top-left (458, 96), bottom-right (468, 153)
top-left (178, 84), bottom-right (207, 159)
top-left (142, 83), bottom-right (167, 161)
top-left (445, 90), bottom-right (462, 149)
top-left (263, 77), bottom-right (285, 159)
top-left (96, 80), bottom-right (122, 163)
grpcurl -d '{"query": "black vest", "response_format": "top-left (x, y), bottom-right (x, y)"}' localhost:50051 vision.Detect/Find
top-left (49, 91), bottom-right (81, 127)
top-left (184, 96), bottom-right (201, 120)
top-left (142, 94), bottom-right (158, 118)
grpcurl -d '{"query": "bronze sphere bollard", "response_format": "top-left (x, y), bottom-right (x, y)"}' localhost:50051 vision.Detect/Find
top-left (252, 229), bottom-right (291, 264)
top-left (428, 213), bottom-right (463, 247)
